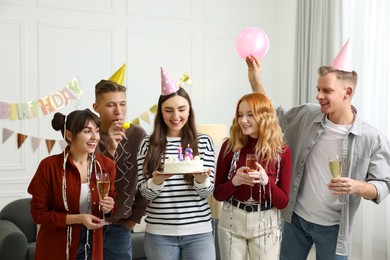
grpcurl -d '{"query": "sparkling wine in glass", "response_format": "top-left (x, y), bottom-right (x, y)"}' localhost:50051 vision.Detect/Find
top-left (328, 155), bottom-right (345, 205)
top-left (96, 172), bottom-right (111, 225)
top-left (245, 153), bottom-right (258, 204)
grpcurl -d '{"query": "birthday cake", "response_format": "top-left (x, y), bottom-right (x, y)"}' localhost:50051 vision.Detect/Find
top-left (163, 156), bottom-right (204, 174)
top-left (163, 146), bottom-right (204, 174)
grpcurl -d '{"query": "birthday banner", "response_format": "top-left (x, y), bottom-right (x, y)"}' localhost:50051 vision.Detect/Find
top-left (2, 127), bottom-right (67, 154)
top-left (1, 104), bottom-right (157, 154)
top-left (0, 71), bottom-right (191, 153)
top-left (0, 78), bottom-right (83, 120)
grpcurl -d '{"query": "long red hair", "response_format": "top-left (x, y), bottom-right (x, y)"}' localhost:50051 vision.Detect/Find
top-left (226, 93), bottom-right (285, 167)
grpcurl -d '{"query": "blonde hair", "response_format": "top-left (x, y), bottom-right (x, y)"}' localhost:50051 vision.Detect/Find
top-left (226, 93), bottom-right (285, 167)
top-left (318, 66), bottom-right (358, 89)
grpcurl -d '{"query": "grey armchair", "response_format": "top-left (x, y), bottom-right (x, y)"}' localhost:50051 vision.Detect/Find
top-left (0, 198), bottom-right (36, 260)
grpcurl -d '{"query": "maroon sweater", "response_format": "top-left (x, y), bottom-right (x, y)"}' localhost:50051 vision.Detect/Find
top-left (214, 137), bottom-right (292, 209)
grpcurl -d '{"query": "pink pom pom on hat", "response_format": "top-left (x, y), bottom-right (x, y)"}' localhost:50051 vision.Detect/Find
top-left (161, 67), bottom-right (179, 95)
top-left (331, 39), bottom-right (353, 72)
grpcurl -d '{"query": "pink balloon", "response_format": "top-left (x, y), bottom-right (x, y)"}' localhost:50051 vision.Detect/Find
top-left (236, 27), bottom-right (269, 60)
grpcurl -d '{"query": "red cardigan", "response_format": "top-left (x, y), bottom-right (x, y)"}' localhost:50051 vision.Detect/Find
top-left (28, 150), bottom-right (116, 260)
top-left (213, 137), bottom-right (292, 209)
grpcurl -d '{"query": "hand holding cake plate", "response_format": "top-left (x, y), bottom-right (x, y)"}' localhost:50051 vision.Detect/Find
top-left (192, 168), bottom-right (211, 184)
top-left (152, 170), bottom-right (173, 184)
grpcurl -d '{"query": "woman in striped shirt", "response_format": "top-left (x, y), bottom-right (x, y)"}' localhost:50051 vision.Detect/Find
top-left (137, 68), bottom-right (216, 260)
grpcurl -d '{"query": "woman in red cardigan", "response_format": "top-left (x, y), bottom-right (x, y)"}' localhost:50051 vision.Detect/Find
top-left (28, 109), bottom-right (116, 260)
top-left (214, 93), bottom-right (292, 260)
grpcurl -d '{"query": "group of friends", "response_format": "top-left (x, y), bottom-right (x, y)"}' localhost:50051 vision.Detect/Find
top-left (27, 41), bottom-right (390, 260)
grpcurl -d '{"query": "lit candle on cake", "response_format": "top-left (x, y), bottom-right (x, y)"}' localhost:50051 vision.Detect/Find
top-left (184, 145), bottom-right (193, 160)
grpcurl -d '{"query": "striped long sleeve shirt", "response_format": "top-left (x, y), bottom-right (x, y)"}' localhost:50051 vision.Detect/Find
top-left (137, 134), bottom-right (215, 236)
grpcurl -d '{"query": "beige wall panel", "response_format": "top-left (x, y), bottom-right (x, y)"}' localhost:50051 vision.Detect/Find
top-left (0, 0), bottom-right (24, 5)
top-left (0, 191), bottom-right (26, 210)
top-left (128, 0), bottom-right (194, 19)
top-left (0, 20), bottom-right (26, 169)
top-left (204, 0), bottom-right (272, 24)
top-left (38, 22), bottom-right (115, 139)
top-left (38, 0), bottom-right (115, 13)
top-left (127, 29), bottom-right (193, 133)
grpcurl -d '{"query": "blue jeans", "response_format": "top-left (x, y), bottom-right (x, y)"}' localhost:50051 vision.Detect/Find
top-left (280, 212), bottom-right (348, 260)
top-left (104, 224), bottom-right (132, 260)
top-left (144, 232), bottom-right (216, 260)
top-left (76, 226), bottom-right (92, 260)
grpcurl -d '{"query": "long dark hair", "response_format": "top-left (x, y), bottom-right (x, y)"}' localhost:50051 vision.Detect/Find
top-left (143, 88), bottom-right (198, 185)
top-left (52, 109), bottom-right (100, 144)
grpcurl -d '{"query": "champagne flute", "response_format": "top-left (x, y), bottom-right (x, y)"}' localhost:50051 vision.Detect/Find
top-left (328, 155), bottom-right (345, 205)
top-left (245, 153), bottom-right (258, 204)
top-left (96, 172), bottom-right (111, 225)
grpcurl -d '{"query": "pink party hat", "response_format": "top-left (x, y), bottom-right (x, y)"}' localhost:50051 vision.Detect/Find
top-left (331, 39), bottom-right (352, 72)
top-left (161, 67), bottom-right (179, 95)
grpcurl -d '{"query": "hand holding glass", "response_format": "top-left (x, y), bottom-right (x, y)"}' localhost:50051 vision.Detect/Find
top-left (96, 172), bottom-right (111, 225)
top-left (245, 154), bottom-right (258, 204)
top-left (328, 155), bottom-right (345, 205)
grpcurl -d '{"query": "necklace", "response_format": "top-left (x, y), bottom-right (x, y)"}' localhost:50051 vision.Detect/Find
top-left (73, 160), bottom-right (89, 182)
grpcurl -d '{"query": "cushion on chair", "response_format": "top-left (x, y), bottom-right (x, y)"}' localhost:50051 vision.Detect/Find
top-left (0, 219), bottom-right (28, 260)
top-left (0, 198), bottom-right (36, 243)
top-left (27, 241), bottom-right (36, 260)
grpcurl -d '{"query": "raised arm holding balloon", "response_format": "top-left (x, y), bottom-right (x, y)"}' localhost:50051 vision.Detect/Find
top-left (235, 26), bottom-right (268, 93)
top-left (246, 55), bottom-right (264, 93)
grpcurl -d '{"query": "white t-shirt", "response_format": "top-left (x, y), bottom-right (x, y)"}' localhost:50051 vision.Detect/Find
top-left (294, 117), bottom-right (351, 225)
top-left (79, 183), bottom-right (90, 214)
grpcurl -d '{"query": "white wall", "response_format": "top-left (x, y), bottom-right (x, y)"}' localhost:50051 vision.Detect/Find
top-left (0, 0), bottom-right (297, 208)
